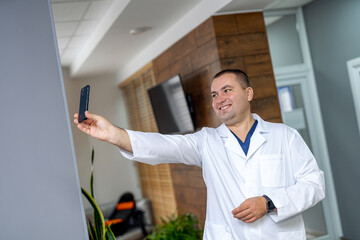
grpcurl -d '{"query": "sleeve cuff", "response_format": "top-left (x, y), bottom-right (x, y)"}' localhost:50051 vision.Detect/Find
top-left (118, 129), bottom-right (136, 160)
top-left (118, 147), bottom-right (135, 159)
top-left (266, 189), bottom-right (288, 222)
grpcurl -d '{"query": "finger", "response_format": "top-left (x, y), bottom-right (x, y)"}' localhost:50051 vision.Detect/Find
top-left (232, 208), bottom-right (240, 215)
top-left (232, 204), bottom-right (246, 215)
top-left (239, 212), bottom-right (253, 222)
top-left (85, 111), bottom-right (97, 120)
top-left (74, 113), bottom-right (80, 124)
top-left (83, 111), bottom-right (100, 123)
top-left (232, 201), bottom-right (249, 215)
top-left (234, 209), bottom-right (251, 220)
top-left (82, 117), bottom-right (94, 124)
top-left (77, 123), bottom-right (91, 134)
top-left (244, 216), bottom-right (257, 223)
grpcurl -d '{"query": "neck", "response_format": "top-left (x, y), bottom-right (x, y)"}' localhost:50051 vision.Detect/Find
top-left (227, 114), bottom-right (255, 141)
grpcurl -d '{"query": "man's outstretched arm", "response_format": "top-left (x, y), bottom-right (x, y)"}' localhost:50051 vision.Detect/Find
top-left (74, 111), bottom-right (132, 153)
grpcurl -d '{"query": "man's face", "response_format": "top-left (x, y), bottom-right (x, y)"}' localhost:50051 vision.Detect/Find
top-left (211, 73), bottom-right (253, 126)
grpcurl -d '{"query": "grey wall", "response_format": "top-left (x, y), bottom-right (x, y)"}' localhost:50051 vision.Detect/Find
top-left (0, 0), bottom-right (87, 239)
top-left (303, 0), bottom-right (360, 238)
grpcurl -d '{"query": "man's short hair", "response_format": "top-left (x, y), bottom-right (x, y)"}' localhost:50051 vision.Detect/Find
top-left (213, 69), bottom-right (251, 88)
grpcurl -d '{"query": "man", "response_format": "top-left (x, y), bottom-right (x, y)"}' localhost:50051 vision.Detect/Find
top-left (74, 69), bottom-right (325, 240)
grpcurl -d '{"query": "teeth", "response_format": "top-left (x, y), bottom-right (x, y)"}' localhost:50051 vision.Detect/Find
top-left (220, 105), bottom-right (230, 110)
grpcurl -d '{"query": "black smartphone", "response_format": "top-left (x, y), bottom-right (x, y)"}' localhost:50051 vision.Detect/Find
top-left (78, 85), bottom-right (90, 122)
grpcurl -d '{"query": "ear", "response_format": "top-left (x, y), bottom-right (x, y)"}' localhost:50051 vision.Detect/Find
top-left (246, 87), bottom-right (254, 101)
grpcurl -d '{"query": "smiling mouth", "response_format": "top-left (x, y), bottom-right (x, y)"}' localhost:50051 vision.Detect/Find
top-left (219, 105), bottom-right (231, 110)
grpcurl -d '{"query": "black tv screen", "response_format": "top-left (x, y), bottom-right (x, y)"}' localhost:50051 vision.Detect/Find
top-left (148, 75), bottom-right (195, 134)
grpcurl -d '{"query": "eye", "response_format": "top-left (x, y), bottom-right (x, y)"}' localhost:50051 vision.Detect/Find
top-left (211, 93), bottom-right (217, 98)
top-left (224, 89), bottom-right (231, 93)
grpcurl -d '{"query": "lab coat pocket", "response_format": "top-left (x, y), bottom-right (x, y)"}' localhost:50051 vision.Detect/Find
top-left (206, 223), bottom-right (232, 240)
top-left (259, 154), bottom-right (285, 187)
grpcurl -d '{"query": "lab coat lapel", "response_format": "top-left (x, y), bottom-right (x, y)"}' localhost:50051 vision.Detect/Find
top-left (225, 134), bottom-right (247, 159)
top-left (246, 129), bottom-right (265, 159)
top-left (246, 114), bottom-right (268, 159)
top-left (217, 124), bottom-right (246, 159)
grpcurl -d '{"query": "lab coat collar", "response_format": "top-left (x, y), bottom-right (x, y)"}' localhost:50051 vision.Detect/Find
top-left (216, 114), bottom-right (269, 137)
top-left (252, 113), bottom-right (269, 133)
top-left (216, 114), bottom-right (268, 159)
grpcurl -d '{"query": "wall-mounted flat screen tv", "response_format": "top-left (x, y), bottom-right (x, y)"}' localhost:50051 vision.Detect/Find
top-left (148, 74), bottom-right (195, 134)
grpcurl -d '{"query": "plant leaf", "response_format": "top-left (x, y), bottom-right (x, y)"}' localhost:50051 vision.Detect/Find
top-left (91, 147), bottom-right (95, 165)
top-left (88, 218), bottom-right (96, 240)
top-left (146, 212), bottom-right (202, 240)
top-left (93, 211), bottom-right (101, 239)
top-left (90, 172), bottom-right (94, 198)
top-left (106, 225), bottom-right (117, 240)
top-left (81, 187), bottom-right (106, 240)
top-left (90, 147), bottom-right (95, 198)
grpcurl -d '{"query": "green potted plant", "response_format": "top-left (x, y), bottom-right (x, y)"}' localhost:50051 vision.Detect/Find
top-left (146, 212), bottom-right (203, 240)
top-left (81, 148), bottom-right (116, 240)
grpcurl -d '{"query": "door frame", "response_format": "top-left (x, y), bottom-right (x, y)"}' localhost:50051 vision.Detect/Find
top-left (264, 8), bottom-right (343, 239)
top-left (347, 57), bottom-right (360, 137)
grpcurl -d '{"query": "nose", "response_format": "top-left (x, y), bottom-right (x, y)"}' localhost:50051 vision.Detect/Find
top-left (216, 92), bottom-right (226, 103)
top-left (213, 94), bottom-right (225, 109)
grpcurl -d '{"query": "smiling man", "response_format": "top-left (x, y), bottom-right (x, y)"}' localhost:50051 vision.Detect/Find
top-left (74, 69), bottom-right (325, 240)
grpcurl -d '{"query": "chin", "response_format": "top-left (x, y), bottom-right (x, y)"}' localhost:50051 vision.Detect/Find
top-left (219, 117), bottom-right (233, 125)
top-left (215, 111), bottom-right (233, 123)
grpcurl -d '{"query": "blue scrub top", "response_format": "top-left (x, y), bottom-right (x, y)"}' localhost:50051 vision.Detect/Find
top-left (231, 120), bottom-right (258, 156)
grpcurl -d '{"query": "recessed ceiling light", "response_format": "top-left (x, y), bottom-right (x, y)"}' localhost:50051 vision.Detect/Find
top-left (129, 26), bottom-right (151, 35)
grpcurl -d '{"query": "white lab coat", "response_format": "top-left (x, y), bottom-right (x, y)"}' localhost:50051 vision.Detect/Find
top-left (120, 114), bottom-right (325, 240)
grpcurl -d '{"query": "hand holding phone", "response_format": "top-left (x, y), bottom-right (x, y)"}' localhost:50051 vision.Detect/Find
top-left (78, 85), bottom-right (90, 122)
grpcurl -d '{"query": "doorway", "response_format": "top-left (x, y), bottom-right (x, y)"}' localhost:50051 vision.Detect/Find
top-left (264, 8), bottom-right (342, 240)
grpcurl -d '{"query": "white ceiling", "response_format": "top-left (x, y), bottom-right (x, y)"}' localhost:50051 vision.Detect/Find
top-left (51, 0), bottom-right (314, 80)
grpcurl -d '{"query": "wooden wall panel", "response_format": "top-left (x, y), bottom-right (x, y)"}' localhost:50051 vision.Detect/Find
top-left (171, 165), bottom-right (207, 222)
top-left (213, 14), bottom-right (239, 36)
top-left (213, 12), bottom-right (281, 122)
top-left (220, 57), bottom-right (245, 70)
top-left (154, 33), bottom-right (197, 75)
top-left (182, 61), bottom-right (221, 91)
top-left (236, 13), bottom-right (267, 34)
top-left (217, 33), bottom-right (269, 59)
top-left (194, 18), bottom-right (216, 46)
top-left (251, 96), bottom-right (281, 120)
top-left (251, 74), bottom-right (278, 100)
top-left (170, 56), bottom-right (193, 78)
top-left (243, 53), bottom-right (273, 77)
top-left (189, 39), bottom-right (219, 72)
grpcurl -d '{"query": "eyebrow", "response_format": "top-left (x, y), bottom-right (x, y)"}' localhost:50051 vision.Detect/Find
top-left (211, 85), bottom-right (234, 94)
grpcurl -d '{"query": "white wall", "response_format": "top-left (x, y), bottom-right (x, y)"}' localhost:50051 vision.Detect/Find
top-left (63, 68), bottom-right (142, 210)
